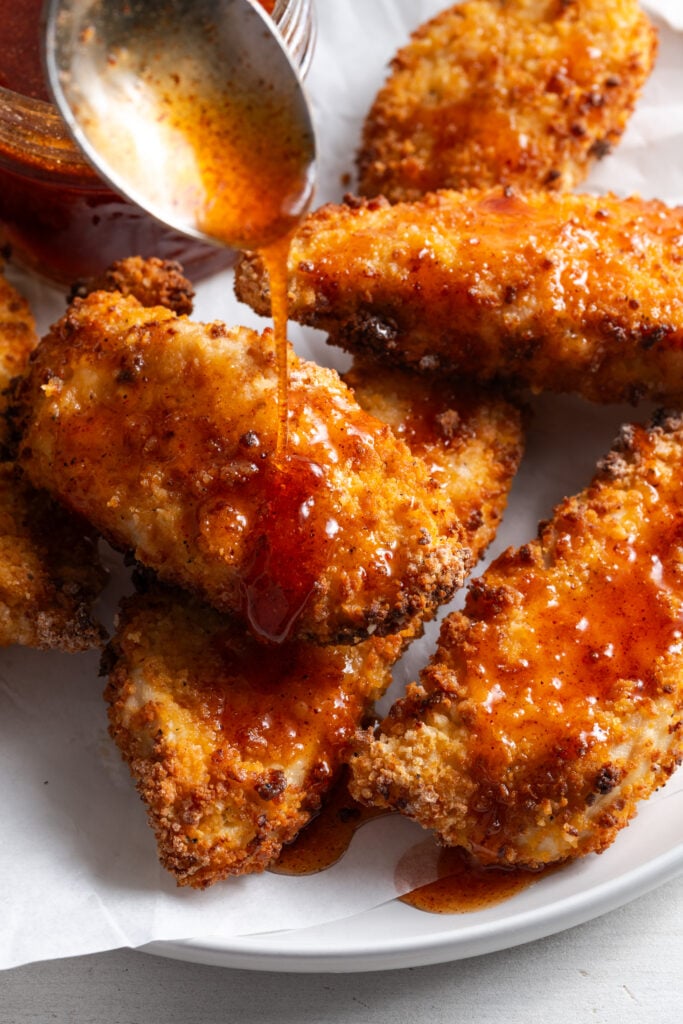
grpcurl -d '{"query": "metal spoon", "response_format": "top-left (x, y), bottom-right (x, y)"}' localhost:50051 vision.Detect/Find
top-left (42, 0), bottom-right (316, 251)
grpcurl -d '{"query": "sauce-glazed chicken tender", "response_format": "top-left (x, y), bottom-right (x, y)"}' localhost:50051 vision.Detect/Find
top-left (0, 462), bottom-right (106, 651)
top-left (350, 412), bottom-right (683, 869)
top-left (236, 188), bottom-right (683, 406)
top-left (0, 270), bottom-right (37, 450)
top-left (105, 587), bottom-right (406, 887)
top-left (13, 288), bottom-right (469, 645)
top-left (357, 0), bottom-right (657, 201)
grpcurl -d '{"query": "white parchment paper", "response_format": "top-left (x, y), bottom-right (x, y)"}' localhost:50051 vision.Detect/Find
top-left (1, 0), bottom-right (682, 970)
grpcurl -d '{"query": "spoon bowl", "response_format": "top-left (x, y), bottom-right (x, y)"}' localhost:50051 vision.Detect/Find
top-left (43, 0), bottom-right (316, 251)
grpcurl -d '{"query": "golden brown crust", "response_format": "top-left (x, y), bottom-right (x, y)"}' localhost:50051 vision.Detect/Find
top-left (104, 586), bottom-right (405, 887)
top-left (13, 286), bottom-right (469, 645)
top-left (0, 462), bottom-right (106, 650)
top-left (350, 410), bottom-right (683, 868)
top-left (0, 270), bottom-right (106, 651)
top-left (235, 188), bottom-right (683, 405)
top-left (69, 256), bottom-right (195, 315)
top-left (0, 269), bottom-right (37, 451)
top-left (357, 0), bottom-right (657, 201)
top-left (344, 358), bottom-right (525, 562)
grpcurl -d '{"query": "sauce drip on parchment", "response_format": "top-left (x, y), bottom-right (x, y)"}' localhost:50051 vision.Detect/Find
top-left (271, 774), bottom-right (557, 913)
top-left (397, 846), bottom-right (557, 915)
top-left (272, 773), bottom-right (386, 876)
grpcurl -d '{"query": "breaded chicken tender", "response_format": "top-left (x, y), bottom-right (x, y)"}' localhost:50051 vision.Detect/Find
top-left (235, 188), bottom-right (683, 405)
top-left (104, 586), bottom-right (406, 887)
top-left (357, 0), bottom-right (657, 201)
top-left (344, 359), bottom-right (524, 562)
top-left (13, 285), bottom-right (469, 645)
top-left (350, 411), bottom-right (683, 869)
top-left (0, 270), bottom-right (106, 651)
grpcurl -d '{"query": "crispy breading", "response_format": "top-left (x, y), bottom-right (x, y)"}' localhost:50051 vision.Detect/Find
top-left (235, 188), bottom-right (683, 405)
top-left (0, 463), bottom-right (106, 650)
top-left (104, 586), bottom-right (406, 887)
top-left (357, 0), bottom-right (657, 201)
top-left (350, 411), bottom-right (683, 869)
top-left (0, 270), bottom-right (106, 651)
top-left (0, 268), bottom-right (38, 451)
top-left (344, 359), bottom-right (524, 562)
top-left (69, 255), bottom-right (195, 315)
top-left (12, 286), bottom-right (469, 645)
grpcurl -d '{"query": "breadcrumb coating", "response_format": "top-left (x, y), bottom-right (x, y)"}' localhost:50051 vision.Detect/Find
top-left (12, 285), bottom-right (469, 645)
top-left (0, 269), bottom-right (37, 452)
top-left (69, 255), bottom-right (195, 316)
top-left (350, 411), bottom-right (683, 868)
top-left (358, 0), bottom-right (656, 201)
top-left (344, 359), bottom-right (524, 563)
top-left (235, 188), bottom-right (683, 405)
top-left (0, 464), bottom-right (106, 650)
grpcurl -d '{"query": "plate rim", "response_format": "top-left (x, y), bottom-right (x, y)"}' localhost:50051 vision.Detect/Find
top-left (140, 839), bottom-right (683, 972)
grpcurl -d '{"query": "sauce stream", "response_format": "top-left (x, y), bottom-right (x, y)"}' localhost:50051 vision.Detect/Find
top-left (261, 235), bottom-right (295, 454)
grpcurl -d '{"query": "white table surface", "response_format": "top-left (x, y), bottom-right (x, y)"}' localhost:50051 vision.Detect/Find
top-left (2, 872), bottom-right (681, 1024)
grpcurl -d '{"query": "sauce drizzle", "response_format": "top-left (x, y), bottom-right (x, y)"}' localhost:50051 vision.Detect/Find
top-left (261, 234), bottom-right (296, 454)
top-left (272, 772), bottom-right (559, 914)
top-left (272, 771), bottom-right (386, 875)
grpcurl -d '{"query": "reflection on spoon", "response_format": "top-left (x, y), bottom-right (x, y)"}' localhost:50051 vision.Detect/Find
top-left (43, 0), bottom-right (316, 251)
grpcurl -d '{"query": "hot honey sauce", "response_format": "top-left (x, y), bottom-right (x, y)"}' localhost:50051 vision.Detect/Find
top-left (272, 769), bottom-right (386, 875)
top-left (397, 847), bottom-right (559, 915)
top-left (272, 772), bottom-right (558, 914)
